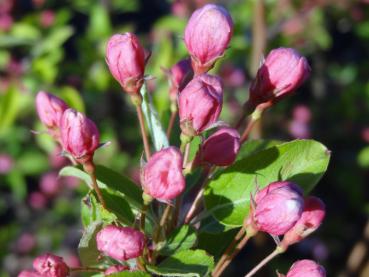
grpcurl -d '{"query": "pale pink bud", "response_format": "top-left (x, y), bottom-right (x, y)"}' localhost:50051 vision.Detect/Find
top-left (249, 48), bottom-right (310, 108)
top-left (106, 33), bottom-right (145, 94)
top-left (39, 172), bottom-right (60, 196)
top-left (35, 91), bottom-right (68, 140)
top-left (18, 270), bottom-right (40, 277)
top-left (104, 265), bottom-right (129, 275)
top-left (184, 4), bottom-right (233, 75)
top-left (251, 181), bottom-right (304, 236)
top-left (179, 74), bottom-right (223, 136)
top-left (282, 197), bottom-right (326, 247)
top-left (142, 147), bottom-right (185, 201)
top-left (60, 109), bottom-right (100, 163)
top-left (286, 259), bottom-right (326, 277)
top-left (96, 225), bottom-right (145, 261)
top-left (33, 253), bottom-right (69, 277)
top-left (201, 127), bottom-right (240, 166)
top-left (167, 58), bottom-right (193, 102)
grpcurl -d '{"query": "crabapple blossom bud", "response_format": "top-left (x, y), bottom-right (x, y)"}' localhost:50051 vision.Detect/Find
top-left (60, 109), bottom-right (100, 163)
top-left (96, 225), bottom-right (145, 261)
top-left (35, 91), bottom-right (68, 140)
top-left (106, 33), bottom-right (146, 94)
top-left (104, 265), bottom-right (129, 275)
top-left (286, 259), bottom-right (326, 277)
top-left (167, 58), bottom-right (193, 102)
top-left (282, 196), bottom-right (326, 248)
top-left (179, 74), bottom-right (223, 136)
top-left (142, 147), bottom-right (185, 201)
top-left (18, 270), bottom-right (40, 277)
top-left (250, 181), bottom-right (304, 236)
top-left (33, 253), bottom-right (69, 277)
top-left (184, 4), bottom-right (233, 75)
top-left (248, 48), bottom-right (310, 109)
top-left (201, 127), bottom-right (240, 166)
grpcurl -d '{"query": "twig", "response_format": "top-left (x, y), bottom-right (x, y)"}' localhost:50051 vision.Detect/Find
top-left (83, 160), bottom-right (106, 209)
top-left (135, 103), bottom-right (151, 160)
top-left (70, 266), bottom-right (105, 272)
top-left (166, 111), bottom-right (177, 139)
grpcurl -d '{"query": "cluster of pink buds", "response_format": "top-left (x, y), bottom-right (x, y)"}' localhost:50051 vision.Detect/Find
top-left (247, 48), bottom-right (310, 111)
top-left (141, 147), bottom-right (185, 201)
top-left (96, 225), bottom-right (145, 261)
top-left (247, 181), bottom-right (326, 247)
top-left (18, 253), bottom-right (69, 277)
top-left (278, 259), bottom-right (326, 277)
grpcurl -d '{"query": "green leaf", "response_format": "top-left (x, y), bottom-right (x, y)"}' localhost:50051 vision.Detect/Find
top-left (110, 272), bottom-right (151, 277)
top-left (140, 84), bottom-right (169, 151)
top-left (358, 146), bottom-right (369, 168)
top-left (147, 250), bottom-right (214, 277)
top-left (159, 225), bottom-right (197, 256)
top-left (59, 86), bottom-right (85, 113)
top-left (237, 139), bottom-right (283, 160)
top-left (78, 221), bottom-right (103, 266)
top-left (204, 139), bottom-right (331, 226)
top-left (59, 165), bottom-right (143, 210)
top-left (198, 229), bottom-right (238, 259)
top-left (0, 86), bottom-right (20, 134)
top-left (81, 193), bottom-right (117, 226)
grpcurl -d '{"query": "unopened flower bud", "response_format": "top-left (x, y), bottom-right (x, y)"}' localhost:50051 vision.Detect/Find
top-left (104, 265), bottom-right (129, 275)
top-left (60, 109), bottom-right (100, 163)
top-left (179, 74), bottom-right (223, 136)
top-left (18, 270), bottom-right (40, 277)
top-left (35, 91), bottom-right (68, 140)
top-left (96, 225), bottom-right (145, 261)
top-left (184, 4), bottom-right (233, 74)
top-left (142, 147), bottom-right (185, 201)
top-left (201, 127), bottom-right (240, 166)
top-left (248, 48), bottom-right (310, 109)
top-left (106, 33), bottom-right (146, 94)
top-left (33, 253), bottom-right (69, 277)
top-left (286, 259), bottom-right (326, 277)
top-left (282, 196), bottom-right (325, 248)
top-left (167, 58), bottom-right (193, 102)
top-left (250, 181), bottom-right (304, 236)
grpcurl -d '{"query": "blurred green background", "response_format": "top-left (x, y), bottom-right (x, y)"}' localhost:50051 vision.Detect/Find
top-left (1, 0), bottom-right (369, 276)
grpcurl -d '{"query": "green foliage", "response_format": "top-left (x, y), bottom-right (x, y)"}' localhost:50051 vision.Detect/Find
top-left (159, 225), bottom-right (197, 256)
top-left (78, 221), bottom-right (103, 266)
top-left (147, 250), bottom-right (214, 277)
top-left (204, 140), bottom-right (330, 226)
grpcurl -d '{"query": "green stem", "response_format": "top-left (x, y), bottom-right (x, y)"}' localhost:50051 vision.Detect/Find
top-left (244, 247), bottom-right (285, 277)
top-left (83, 160), bottom-right (106, 209)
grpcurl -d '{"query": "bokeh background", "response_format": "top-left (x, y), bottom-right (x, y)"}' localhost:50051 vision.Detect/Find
top-left (1, 0), bottom-right (369, 276)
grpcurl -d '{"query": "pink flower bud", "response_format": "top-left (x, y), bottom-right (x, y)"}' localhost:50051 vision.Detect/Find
top-left (184, 4), bottom-right (233, 74)
top-left (33, 253), bottom-right (69, 277)
top-left (40, 10), bottom-right (55, 28)
top-left (282, 197), bottom-right (326, 247)
top-left (179, 74), bottom-right (223, 136)
top-left (60, 109), bottom-right (100, 163)
top-left (286, 259), bottom-right (326, 277)
top-left (35, 91), bottom-right (68, 140)
top-left (106, 33), bottom-right (146, 94)
top-left (0, 154), bottom-right (13, 174)
top-left (39, 172), bottom-right (60, 196)
top-left (251, 181), bottom-right (304, 236)
top-left (16, 233), bottom-right (36, 254)
top-left (28, 192), bottom-right (47, 210)
top-left (249, 48), bottom-right (310, 108)
top-left (142, 147), bottom-right (185, 201)
top-left (18, 270), bottom-right (40, 277)
top-left (96, 225), bottom-right (145, 261)
top-left (201, 127), bottom-right (240, 166)
top-left (167, 58), bottom-right (193, 102)
top-left (104, 265), bottom-right (129, 275)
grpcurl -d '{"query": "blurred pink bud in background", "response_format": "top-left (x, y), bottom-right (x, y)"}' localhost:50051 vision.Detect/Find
top-left (39, 172), bottom-right (60, 197)
top-left (96, 225), bottom-right (145, 261)
top-left (15, 233), bottom-right (36, 254)
top-left (40, 10), bottom-right (55, 28)
top-left (142, 147), bottom-right (185, 200)
top-left (184, 4), bottom-right (233, 74)
top-left (179, 74), bottom-right (223, 136)
top-left (0, 154), bottom-right (14, 174)
top-left (220, 63), bottom-right (245, 88)
top-left (167, 58), bottom-right (193, 102)
top-left (28, 192), bottom-right (47, 210)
